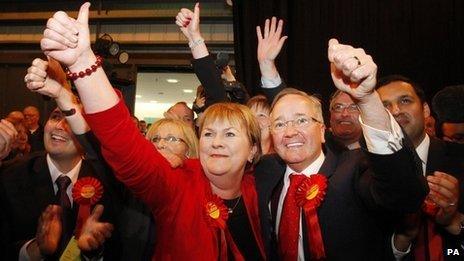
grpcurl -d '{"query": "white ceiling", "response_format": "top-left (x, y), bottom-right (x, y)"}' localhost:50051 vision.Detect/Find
top-left (134, 72), bottom-right (200, 122)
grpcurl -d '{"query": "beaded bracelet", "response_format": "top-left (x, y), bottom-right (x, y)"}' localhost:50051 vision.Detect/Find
top-left (66, 55), bottom-right (103, 81)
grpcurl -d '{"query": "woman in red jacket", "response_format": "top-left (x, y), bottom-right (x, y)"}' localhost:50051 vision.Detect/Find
top-left (33, 3), bottom-right (266, 260)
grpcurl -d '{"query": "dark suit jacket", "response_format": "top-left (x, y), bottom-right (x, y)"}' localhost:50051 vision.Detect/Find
top-left (255, 139), bottom-right (428, 260)
top-left (407, 138), bottom-right (464, 261)
top-left (0, 151), bottom-right (122, 260)
top-left (28, 126), bottom-right (45, 153)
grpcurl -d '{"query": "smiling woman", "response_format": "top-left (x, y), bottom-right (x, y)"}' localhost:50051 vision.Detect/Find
top-left (35, 3), bottom-right (270, 259)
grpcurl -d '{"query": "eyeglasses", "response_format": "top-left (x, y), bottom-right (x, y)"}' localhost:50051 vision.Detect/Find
top-left (151, 135), bottom-right (185, 144)
top-left (270, 116), bottom-right (321, 132)
top-left (330, 103), bottom-right (359, 113)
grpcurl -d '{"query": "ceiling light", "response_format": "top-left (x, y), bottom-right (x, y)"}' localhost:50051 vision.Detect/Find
top-left (136, 95), bottom-right (142, 98)
top-left (149, 100), bottom-right (158, 103)
top-left (183, 89), bottom-right (193, 93)
top-left (166, 79), bottom-right (179, 83)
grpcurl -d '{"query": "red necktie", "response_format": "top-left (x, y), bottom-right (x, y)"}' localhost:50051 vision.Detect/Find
top-left (278, 173), bottom-right (306, 261)
top-left (413, 218), bottom-right (444, 261)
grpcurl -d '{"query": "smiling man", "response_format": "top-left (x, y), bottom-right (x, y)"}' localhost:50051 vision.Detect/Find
top-left (329, 90), bottom-right (362, 150)
top-left (254, 40), bottom-right (427, 260)
top-left (0, 106), bottom-right (119, 260)
top-left (376, 75), bottom-right (464, 261)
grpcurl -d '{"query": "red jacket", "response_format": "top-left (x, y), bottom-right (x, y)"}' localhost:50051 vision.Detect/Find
top-left (85, 98), bottom-right (265, 260)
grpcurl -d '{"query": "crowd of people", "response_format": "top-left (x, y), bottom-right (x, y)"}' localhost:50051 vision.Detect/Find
top-left (0, 2), bottom-right (463, 261)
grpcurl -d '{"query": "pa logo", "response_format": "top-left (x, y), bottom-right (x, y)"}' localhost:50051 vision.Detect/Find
top-left (446, 248), bottom-right (460, 256)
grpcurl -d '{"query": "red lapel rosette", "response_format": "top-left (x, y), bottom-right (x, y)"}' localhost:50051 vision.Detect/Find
top-left (295, 174), bottom-right (327, 260)
top-left (72, 177), bottom-right (103, 238)
top-left (204, 195), bottom-right (229, 230)
top-left (203, 194), bottom-right (244, 260)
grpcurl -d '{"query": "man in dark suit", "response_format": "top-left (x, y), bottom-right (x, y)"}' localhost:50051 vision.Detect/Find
top-left (0, 107), bottom-right (120, 260)
top-left (376, 75), bottom-right (464, 261)
top-left (254, 38), bottom-right (427, 260)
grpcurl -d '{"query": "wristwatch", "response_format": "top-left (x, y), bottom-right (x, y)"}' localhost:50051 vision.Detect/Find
top-left (61, 108), bottom-right (76, 117)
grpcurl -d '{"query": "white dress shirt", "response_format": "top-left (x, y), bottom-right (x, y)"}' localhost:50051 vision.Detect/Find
top-left (275, 114), bottom-right (404, 260)
top-left (19, 154), bottom-right (82, 260)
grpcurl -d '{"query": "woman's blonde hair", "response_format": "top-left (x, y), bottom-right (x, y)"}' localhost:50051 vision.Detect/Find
top-left (198, 102), bottom-right (262, 166)
top-left (146, 118), bottom-right (199, 158)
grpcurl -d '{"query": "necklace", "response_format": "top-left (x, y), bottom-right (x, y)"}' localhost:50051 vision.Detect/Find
top-left (227, 195), bottom-right (242, 214)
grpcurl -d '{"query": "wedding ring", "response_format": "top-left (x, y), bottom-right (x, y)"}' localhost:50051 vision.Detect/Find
top-left (353, 56), bottom-right (361, 66)
top-left (449, 202), bottom-right (456, 207)
top-left (24, 75), bottom-right (29, 83)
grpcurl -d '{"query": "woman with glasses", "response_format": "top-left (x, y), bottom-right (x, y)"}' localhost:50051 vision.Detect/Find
top-left (145, 118), bottom-right (199, 161)
top-left (35, 3), bottom-right (267, 260)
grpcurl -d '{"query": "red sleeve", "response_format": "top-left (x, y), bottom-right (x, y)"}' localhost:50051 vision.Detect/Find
top-left (83, 94), bottom-right (174, 208)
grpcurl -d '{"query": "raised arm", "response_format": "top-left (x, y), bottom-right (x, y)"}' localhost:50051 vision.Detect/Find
top-left (256, 17), bottom-right (287, 102)
top-left (176, 3), bottom-right (227, 107)
top-left (25, 57), bottom-right (89, 135)
top-left (39, 3), bottom-right (173, 206)
top-left (40, 3), bottom-right (117, 114)
top-left (327, 39), bottom-right (389, 132)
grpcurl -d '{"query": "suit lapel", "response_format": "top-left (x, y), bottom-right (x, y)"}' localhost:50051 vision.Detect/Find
top-left (318, 149), bottom-right (338, 179)
top-left (31, 155), bottom-right (56, 210)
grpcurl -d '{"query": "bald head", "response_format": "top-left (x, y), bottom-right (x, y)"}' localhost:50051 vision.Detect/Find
top-left (23, 106), bottom-right (40, 131)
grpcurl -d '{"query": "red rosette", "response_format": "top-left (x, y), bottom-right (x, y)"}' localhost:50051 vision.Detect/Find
top-left (72, 177), bottom-right (104, 238)
top-left (295, 174), bottom-right (327, 210)
top-left (295, 174), bottom-right (328, 260)
top-left (204, 195), bottom-right (229, 230)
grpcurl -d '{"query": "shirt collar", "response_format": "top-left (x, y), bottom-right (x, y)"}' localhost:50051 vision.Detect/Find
top-left (284, 151), bottom-right (326, 180)
top-left (47, 154), bottom-right (82, 186)
top-left (347, 141), bottom-right (361, 150)
top-left (415, 134), bottom-right (430, 166)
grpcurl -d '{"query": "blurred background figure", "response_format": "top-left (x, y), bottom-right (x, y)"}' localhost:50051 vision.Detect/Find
top-left (139, 120), bottom-right (148, 136)
top-left (164, 102), bottom-right (194, 129)
top-left (432, 84), bottom-right (464, 144)
top-left (145, 118), bottom-right (198, 162)
top-left (246, 94), bottom-right (273, 154)
top-left (6, 111), bottom-right (24, 125)
top-left (328, 90), bottom-right (362, 150)
top-left (22, 105), bottom-right (44, 152)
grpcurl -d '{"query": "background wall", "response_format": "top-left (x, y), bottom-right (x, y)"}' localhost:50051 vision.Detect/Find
top-left (233, 0), bottom-right (464, 118)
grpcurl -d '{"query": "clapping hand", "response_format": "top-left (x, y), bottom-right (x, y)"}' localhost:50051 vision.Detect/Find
top-left (35, 205), bottom-right (63, 255)
top-left (77, 205), bottom-right (113, 252)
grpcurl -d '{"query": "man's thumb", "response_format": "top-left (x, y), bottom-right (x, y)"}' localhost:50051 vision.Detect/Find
top-left (91, 204), bottom-right (104, 220)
